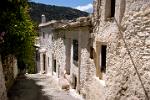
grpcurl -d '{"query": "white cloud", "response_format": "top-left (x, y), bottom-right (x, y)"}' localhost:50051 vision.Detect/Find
top-left (75, 3), bottom-right (93, 13)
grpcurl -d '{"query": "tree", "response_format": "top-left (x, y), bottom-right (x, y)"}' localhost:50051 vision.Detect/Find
top-left (0, 0), bottom-right (37, 73)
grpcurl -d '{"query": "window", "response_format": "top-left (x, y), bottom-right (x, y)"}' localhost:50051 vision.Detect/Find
top-left (43, 32), bottom-right (45, 38)
top-left (90, 47), bottom-right (94, 59)
top-left (105, 0), bottom-right (116, 19)
top-left (96, 42), bottom-right (107, 79)
top-left (53, 59), bottom-right (56, 72)
top-left (73, 75), bottom-right (77, 89)
top-left (73, 40), bottom-right (78, 61)
top-left (43, 54), bottom-right (46, 71)
top-left (101, 45), bottom-right (107, 72)
top-left (52, 35), bottom-right (54, 41)
top-left (111, 0), bottom-right (116, 17)
top-left (36, 50), bottom-right (40, 61)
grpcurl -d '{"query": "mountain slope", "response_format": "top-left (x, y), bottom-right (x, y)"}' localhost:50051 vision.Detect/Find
top-left (29, 2), bottom-right (89, 24)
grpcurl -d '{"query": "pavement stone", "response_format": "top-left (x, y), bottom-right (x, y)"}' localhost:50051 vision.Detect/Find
top-left (8, 74), bottom-right (83, 100)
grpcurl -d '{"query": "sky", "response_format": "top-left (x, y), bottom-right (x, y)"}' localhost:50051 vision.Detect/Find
top-left (30, 0), bottom-right (93, 13)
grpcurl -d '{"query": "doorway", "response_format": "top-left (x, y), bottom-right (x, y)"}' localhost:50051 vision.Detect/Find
top-left (53, 59), bottom-right (56, 72)
top-left (43, 54), bottom-right (46, 71)
top-left (101, 45), bottom-right (107, 72)
top-left (73, 75), bottom-right (77, 89)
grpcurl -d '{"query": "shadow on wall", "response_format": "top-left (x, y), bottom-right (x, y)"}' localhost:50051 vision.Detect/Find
top-left (7, 75), bottom-right (52, 100)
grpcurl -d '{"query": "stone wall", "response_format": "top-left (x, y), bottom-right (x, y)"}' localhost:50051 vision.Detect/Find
top-left (37, 16), bottom-right (107, 99)
top-left (53, 31), bottom-right (66, 77)
top-left (38, 26), bottom-right (53, 74)
top-left (86, 59), bottom-right (105, 100)
top-left (93, 0), bottom-right (150, 99)
top-left (78, 28), bottom-right (90, 95)
top-left (55, 25), bottom-right (105, 100)
top-left (0, 56), bottom-right (7, 100)
top-left (69, 30), bottom-right (79, 89)
top-left (2, 55), bottom-right (18, 90)
top-left (53, 27), bottom-right (91, 92)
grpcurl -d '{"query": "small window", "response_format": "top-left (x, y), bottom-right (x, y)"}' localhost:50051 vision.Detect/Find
top-left (73, 75), bottom-right (77, 89)
top-left (101, 45), bottom-right (107, 72)
top-left (43, 54), bottom-right (46, 71)
top-left (52, 36), bottom-right (54, 40)
top-left (36, 50), bottom-right (40, 61)
top-left (73, 40), bottom-right (78, 61)
top-left (105, 0), bottom-right (116, 19)
top-left (43, 32), bottom-right (45, 38)
top-left (90, 47), bottom-right (94, 59)
top-left (53, 59), bottom-right (56, 72)
top-left (111, 0), bottom-right (116, 17)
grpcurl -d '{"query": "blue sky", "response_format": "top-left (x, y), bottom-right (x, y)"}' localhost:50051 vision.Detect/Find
top-left (31, 0), bottom-right (93, 13)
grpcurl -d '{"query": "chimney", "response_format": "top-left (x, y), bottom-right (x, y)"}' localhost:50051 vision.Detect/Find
top-left (41, 14), bottom-right (46, 23)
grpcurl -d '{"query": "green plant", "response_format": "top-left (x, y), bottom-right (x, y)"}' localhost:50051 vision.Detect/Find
top-left (0, 0), bottom-right (37, 73)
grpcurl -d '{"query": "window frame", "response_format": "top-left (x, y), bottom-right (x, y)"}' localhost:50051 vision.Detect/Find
top-left (104, 0), bottom-right (116, 20)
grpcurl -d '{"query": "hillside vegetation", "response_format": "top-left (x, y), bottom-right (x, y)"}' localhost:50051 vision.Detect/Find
top-left (29, 2), bottom-right (89, 24)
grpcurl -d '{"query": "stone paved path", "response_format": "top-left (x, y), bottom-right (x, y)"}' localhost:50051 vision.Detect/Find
top-left (8, 74), bottom-right (83, 100)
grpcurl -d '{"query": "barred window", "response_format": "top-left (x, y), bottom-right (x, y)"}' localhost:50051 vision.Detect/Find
top-left (73, 40), bottom-right (78, 61)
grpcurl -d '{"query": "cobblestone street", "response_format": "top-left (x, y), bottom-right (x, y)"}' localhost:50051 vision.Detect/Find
top-left (8, 74), bottom-right (83, 100)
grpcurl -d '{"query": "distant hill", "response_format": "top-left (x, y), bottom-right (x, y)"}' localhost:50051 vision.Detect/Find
top-left (29, 2), bottom-right (89, 24)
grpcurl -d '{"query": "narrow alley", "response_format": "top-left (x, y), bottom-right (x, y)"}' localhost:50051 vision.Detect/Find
top-left (1, 0), bottom-right (150, 100)
top-left (8, 74), bottom-right (83, 100)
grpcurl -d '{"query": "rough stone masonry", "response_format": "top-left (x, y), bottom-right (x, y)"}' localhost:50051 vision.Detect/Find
top-left (35, 0), bottom-right (150, 100)
top-left (93, 0), bottom-right (150, 99)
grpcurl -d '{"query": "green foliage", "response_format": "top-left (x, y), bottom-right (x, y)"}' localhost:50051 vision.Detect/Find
top-left (29, 2), bottom-right (89, 24)
top-left (0, 0), bottom-right (37, 73)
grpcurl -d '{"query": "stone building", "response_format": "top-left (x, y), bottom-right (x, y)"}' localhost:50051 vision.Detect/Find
top-left (93, 0), bottom-right (150, 99)
top-left (53, 17), bottom-right (93, 94)
top-left (36, 14), bottom-right (106, 99)
top-left (36, 15), bottom-right (100, 96)
top-left (36, 0), bottom-right (150, 99)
